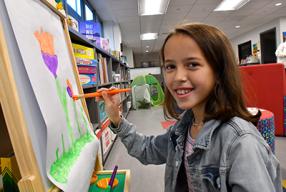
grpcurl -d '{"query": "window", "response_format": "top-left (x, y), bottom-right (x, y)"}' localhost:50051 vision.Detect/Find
top-left (64, 0), bottom-right (104, 37)
top-left (85, 4), bottom-right (93, 20)
top-left (67, 0), bottom-right (81, 16)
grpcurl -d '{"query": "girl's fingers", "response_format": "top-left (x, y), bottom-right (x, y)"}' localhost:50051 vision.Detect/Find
top-left (109, 86), bottom-right (117, 90)
top-left (101, 91), bottom-right (112, 104)
top-left (97, 88), bottom-right (108, 93)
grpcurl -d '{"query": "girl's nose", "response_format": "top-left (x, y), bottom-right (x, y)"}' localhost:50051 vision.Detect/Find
top-left (174, 66), bottom-right (187, 82)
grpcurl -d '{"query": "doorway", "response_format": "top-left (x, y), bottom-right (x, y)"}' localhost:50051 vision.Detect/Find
top-left (260, 28), bottom-right (277, 63)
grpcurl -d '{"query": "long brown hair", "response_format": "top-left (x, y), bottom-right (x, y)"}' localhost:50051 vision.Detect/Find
top-left (161, 23), bottom-right (260, 124)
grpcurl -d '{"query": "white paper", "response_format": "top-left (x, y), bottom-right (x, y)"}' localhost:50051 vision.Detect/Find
top-left (4, 0), bottom-right (99, 191)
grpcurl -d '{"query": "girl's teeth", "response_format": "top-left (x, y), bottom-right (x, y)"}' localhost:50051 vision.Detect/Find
top-left (176, 89), bottom-right (191, 95)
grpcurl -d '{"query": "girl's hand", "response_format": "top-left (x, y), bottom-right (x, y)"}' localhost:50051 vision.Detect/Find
top-left (97, 88), bottom-right (121, 127)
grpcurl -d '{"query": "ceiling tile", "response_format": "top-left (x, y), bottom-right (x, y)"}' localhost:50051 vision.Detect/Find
top-left (140, 15), bottom-right (164, 33)
top-left (88, 0), bottom-right (286, 56)
top-left (169, 0), bottom-right (196, 6)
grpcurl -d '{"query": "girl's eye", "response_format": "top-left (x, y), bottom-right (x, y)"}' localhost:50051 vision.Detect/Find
top-left (164, 64), bottom-right (176, 71)
top-left (187, 63), bottom-right (199, 69)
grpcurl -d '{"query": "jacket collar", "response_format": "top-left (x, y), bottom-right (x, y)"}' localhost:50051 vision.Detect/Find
top-left (193, 119), bottom-right (222, 150)
top-left (173, 110), bottom-right (222, 150)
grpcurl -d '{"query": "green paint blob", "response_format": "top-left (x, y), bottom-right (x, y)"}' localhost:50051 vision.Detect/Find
top-left (50, 133), bottom-right (95, 183)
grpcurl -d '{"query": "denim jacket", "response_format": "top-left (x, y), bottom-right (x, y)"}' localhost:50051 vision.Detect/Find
top-left (110, 110), bottom-right (282, 192)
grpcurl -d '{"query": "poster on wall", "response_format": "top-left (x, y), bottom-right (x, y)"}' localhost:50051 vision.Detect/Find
top-left (4, 0), bottom-right (98, 191)
top-left (283, 32), bottom-right (286, 42)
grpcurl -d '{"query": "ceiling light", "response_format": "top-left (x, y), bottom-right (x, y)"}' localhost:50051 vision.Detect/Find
top-left (214, 0), bottom-right (250, 11)
top-left (235, 25), bottom-right (240, 28)
top-left (140, 33), bottom-right (158, 40)
top-left (138, 0), bottom-right (170, 16)
top-left (145, 50), bottom-right (149, 53)
top-left (275, 3), bottom-right (282, 6)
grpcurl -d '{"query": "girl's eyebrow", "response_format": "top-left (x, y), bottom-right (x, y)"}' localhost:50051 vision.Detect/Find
top-left (164, 57), bottom-right (201, 63)
top-left (183, 57), bottom-right (200, 62)
top-left (164, 59), bottom-right (175, 63)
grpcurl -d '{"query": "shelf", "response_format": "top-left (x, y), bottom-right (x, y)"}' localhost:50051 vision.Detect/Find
top-left (68, 27), bottom-right (124, 64)
top-left (68, 27), bottom-right (131, 167)
top-left (82, 84), bottom-right (97, 89)
top-left (110, 80), bottom-right (130, 85)
top-left (68, 27), bottom-right (94, 47)
top-left (120, 80), bottom-right (130, 83)
top-left (97, 82), bottom-right (113, 87)
top-left (82, 80), bottom-right (130, 89)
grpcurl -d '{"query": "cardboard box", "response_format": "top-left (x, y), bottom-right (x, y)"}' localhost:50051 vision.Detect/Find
top-left (100, 38), bottom-right (110, 52)
top-left (72, 43), bottom-right (95, 60)
top-left (94, 37), bottom-right (110, 52)
top-left (79, 74), bottom-right (97, 86)
top-left (0, 155), bottom-right (21, 192)
top-left (79, 21), bottom-right (101, 41)
top-left (77, 65), bottom-right (97, 74)
top-left (76, 58), bottom-right (97, 66)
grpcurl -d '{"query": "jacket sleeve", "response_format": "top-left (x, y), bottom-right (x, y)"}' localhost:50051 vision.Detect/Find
top-left (227, 133), bottom-right (282, 192)
top-left (109, 118), bottom-right (170, 165)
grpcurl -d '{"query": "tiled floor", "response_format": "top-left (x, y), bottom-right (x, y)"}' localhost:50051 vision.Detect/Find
top-left (105, 107), bottom-right (286, 191)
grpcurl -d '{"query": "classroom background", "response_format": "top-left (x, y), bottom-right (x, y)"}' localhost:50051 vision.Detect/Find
top-left (1, 0), bottom-right (286, 191)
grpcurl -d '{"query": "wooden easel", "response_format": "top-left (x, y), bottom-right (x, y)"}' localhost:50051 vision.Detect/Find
top-left (0, 0), bottom-right (102, 191)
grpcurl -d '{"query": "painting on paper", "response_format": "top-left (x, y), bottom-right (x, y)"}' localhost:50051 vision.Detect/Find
top-left (4, 0), bottom-right (98, 191)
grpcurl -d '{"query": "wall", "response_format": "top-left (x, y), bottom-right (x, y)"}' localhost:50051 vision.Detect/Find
top-left (279, 17), bottom-right (286, 42)
top-left (103, 21), bottom-right (122, 52)
top-left (122, 47), bottom-right (134, 68)
top-left (231, 18), bottom-right (281, 62)
top-left (134, 52), bottom-right (161, 68)
top-left (130, 67), bottom-right (161, 79)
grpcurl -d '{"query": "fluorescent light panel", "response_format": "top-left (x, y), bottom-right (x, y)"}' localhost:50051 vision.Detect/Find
top-left (138, 0), bottom-right (170, 16)
top-left (275, 3), bottom-right (282, 6)
top-left (214, 0), bottom-right (250, 11)
top-left (140, 33), bottom-right (158, 40)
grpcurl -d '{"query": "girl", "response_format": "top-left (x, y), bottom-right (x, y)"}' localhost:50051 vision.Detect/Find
top-left (100, 23), bottom-right (282, 192)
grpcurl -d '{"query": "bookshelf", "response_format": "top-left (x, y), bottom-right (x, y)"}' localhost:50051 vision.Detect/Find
top-left (68, 27), bottom-right (131, 165)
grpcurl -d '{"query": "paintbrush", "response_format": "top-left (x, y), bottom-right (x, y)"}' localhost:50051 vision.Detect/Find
top-left (66, 80), bottom-right (131, 101)
top-left (107, 165), bottom-right (118, 191)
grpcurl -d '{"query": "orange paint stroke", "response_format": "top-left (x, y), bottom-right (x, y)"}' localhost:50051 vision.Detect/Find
top-left (34, 28), bottom-right (55, 55)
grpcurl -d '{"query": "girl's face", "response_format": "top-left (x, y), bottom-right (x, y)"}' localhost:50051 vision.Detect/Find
top-left (163, 34), bottom-right (216, 111)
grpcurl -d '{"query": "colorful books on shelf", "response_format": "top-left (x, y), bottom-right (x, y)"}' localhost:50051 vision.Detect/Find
top-left (78, 65), bottom-right (96, 74)
top-left (98, 54), bottom-right (109, 84)
top-left (72, 43), bottom-right (95, 60)
top-left (76, 57), bottom-right (97, 65)
top-left (79, 74), bottom-right (97, 86)
top-left (72, 43), bottom-right (98, 86)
